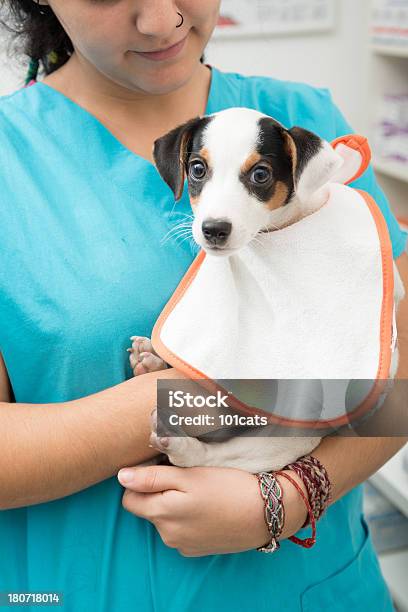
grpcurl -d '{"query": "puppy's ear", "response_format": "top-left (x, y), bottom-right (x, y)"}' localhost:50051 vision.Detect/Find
top-left (283, 126), bottom-right (344, 205)
top-left (152, 116), bottom-right (206, 201)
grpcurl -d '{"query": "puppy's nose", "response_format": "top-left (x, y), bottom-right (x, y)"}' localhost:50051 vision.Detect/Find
top-left (202, 220), bottom-right (232, 246)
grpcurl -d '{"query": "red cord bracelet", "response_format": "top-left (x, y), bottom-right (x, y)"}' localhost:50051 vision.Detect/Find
top-left (275, 470), bottom-right (316, 548)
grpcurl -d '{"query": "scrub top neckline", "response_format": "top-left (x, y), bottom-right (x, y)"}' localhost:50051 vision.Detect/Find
top-left (34, 64), bottom-right (219, 173)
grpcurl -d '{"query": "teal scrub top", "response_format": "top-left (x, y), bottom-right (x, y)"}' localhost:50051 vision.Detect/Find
top-left (0, 64), bottom-right (406, 612)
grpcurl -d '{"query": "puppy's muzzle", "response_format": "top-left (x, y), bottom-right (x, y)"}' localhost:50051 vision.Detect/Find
top-left (202, 220), bottom-right (232, 247)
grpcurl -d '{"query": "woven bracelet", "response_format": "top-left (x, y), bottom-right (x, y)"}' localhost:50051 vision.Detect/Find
top-left (284, 455), bottom-right (332, 527)
top-left (255, 471), bottom-right (285, 553)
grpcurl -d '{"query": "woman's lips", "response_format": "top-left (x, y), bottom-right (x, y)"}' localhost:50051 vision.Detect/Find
top-left (134, 36), bottom-right (187, 61)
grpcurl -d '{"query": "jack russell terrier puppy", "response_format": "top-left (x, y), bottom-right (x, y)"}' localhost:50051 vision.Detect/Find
top-left (128, 107), bottom-right (405, 473)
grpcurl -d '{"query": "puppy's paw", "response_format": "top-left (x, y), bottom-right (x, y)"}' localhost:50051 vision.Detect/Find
top-left (127, 336), bottom-right (168, 376)
top-left (149, 408), bottom-right (208, 468)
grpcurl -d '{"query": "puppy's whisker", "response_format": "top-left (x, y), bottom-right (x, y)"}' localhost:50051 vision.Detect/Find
top-left (168, 200), bottom-right (178, 218)
top-left (163, 229), bottom-right (192, 244)
top-left (170, 212), bottom-right (194, 221)
top-left (261, 221), bottom-right (280, 232)
top-left (162, 235), bottom-right (189, 248)
top-left (163, 223), bottom-right (193, 238)
top-left (169, 227), bottom-right (194, 241)
top-left (161, 221), bottom-right (193, 243)
top-left (166, 220), bottom-right (193, 232)
top-left (189, 238), bottom-right (200, 255)
top-left (161, 228), bottom-right (193, 246)
top-left (175, 231), bottom-right (194, 247)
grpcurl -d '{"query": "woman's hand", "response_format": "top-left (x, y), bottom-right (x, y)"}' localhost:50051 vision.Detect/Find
top-left (117, 464), bottom-right (308, 556)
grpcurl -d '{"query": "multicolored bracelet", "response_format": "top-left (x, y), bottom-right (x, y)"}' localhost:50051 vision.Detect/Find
top-left (283, 455), bottom-right (332, 527)
top-left (274, 470), bottom-right (316, 548)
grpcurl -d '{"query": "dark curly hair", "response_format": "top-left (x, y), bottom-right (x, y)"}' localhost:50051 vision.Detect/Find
top-left (1, 0), bottom-right (73, 83)
top-left (0, 0), bottom-right (205, 85)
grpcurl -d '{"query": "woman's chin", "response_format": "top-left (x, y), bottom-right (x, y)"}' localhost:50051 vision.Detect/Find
top-left (125, 57), bottom-right (198, 95)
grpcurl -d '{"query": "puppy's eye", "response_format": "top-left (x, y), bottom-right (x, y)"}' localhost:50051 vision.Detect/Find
top-left (189, 160), bottom-right (207, 180)
top-left (250, 165), bottom-right (272, 184)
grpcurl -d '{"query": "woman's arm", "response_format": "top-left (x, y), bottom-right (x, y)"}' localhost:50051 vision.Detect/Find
top-left (118, 252), bottom-right (408, 556)
top-left (0, 364), bottom-right (187, 510)
top-left (119, 410), bottom-right (407, 556)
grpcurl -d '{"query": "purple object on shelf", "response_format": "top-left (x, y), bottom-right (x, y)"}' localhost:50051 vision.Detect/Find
top-left (388, 153), bottom-right (408, 163)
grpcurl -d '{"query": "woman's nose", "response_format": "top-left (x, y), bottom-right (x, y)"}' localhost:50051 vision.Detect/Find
top-left (135, 0), bottom-right (182, 38)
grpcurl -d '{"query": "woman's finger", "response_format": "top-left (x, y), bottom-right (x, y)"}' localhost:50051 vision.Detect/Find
top-left (121, 489), bottom-right (162, 520)
top-left (117, 464), bottom-right (187, 493)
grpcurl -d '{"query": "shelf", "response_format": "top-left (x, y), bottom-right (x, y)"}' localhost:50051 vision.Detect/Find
top-left (378, 549), bottom-right (408, 612)
top-left (369, 446), bottom-right (408, 519)
top-left (373, 158), bottom-right (408, 183)
top-left (212, 23), bottom-right (334, 40)
top-left (372, 44), bottom-right (408, 58)
top-left (370, 450), bottom-right (408, 610)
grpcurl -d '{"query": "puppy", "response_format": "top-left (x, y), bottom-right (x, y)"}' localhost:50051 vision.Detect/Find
top-left (128, 108), bottom-right (405, 472)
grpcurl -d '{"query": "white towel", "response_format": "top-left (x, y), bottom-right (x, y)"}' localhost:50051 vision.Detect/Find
top-left (152, 164), bottom-right (394, 429)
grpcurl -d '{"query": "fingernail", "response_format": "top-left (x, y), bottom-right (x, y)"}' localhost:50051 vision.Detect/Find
top-left (118, 469), bottom-right (134, 484)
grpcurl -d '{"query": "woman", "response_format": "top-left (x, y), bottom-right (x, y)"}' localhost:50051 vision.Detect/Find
top-left (0, 1), bottom-right (407, 610)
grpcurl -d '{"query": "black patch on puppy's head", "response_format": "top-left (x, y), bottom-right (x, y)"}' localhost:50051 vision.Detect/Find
top-left (287, 126), bottom-right (324, 187)
top-left (250, 117), bottom-right (295, 205)
top-left (153, 116), bottom-right (214, 201)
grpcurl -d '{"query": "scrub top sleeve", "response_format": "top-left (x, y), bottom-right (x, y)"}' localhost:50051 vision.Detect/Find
top-left (326, 89), bottom-right (408, 260)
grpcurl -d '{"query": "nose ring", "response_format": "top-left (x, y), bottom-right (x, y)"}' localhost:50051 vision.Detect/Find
top-left (176, 12), bottom-right (184, 28)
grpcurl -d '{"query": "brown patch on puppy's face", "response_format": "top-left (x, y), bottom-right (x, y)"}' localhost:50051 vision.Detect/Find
top-left (282, 131), bottom-right (298, 187)
top-left (189, 194), bottom-right (199, 208)
top-left (199, 147), bottom-right (212, 167)
top-left (186, 135), bottom-right (214, 204)
top-left (237, 118), bottom-right (296, 212)
top-left (240, 152), bottom-right (263, 175)
top-left (265, 180), bottom-right (290, 211)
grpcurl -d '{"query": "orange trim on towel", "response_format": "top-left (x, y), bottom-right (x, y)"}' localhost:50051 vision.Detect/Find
top-left (151, 189), bottom-right (394, 430)
top-left (331, 134), bottom-right (371, 184)
top-left (343, 189), bottom-right (395, 425)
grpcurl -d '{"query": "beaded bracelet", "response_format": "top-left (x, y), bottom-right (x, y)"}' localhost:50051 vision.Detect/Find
top-left (284, 455), bottom-right (332, 527)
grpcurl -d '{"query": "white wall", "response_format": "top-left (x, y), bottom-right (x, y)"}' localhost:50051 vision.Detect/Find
top-left (206, 0), bottom-right (372, 134)
top-left (0, 0), bottom-right (371, 133)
